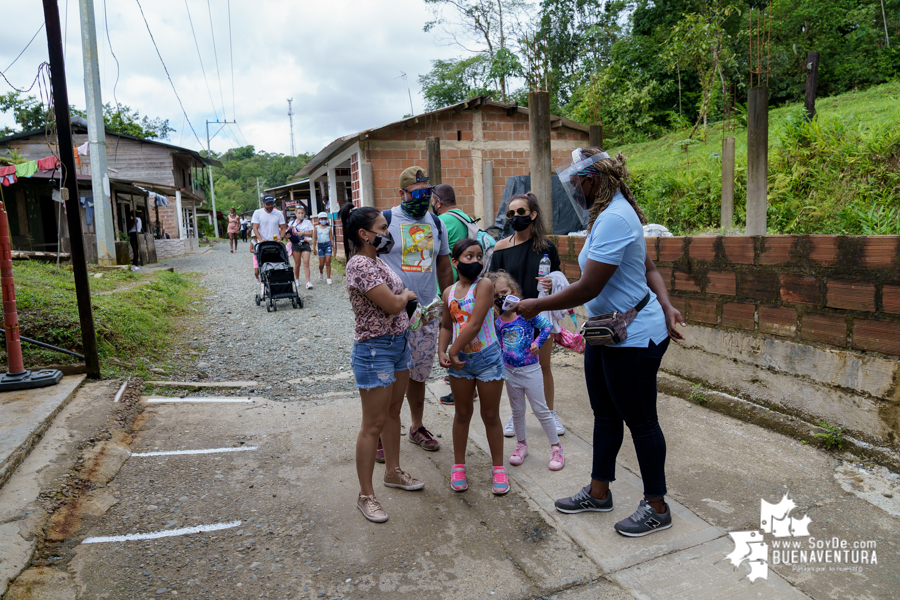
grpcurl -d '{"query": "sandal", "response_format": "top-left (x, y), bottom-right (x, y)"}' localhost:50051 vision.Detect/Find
top-left (450, 464), bottom-right (468, 492)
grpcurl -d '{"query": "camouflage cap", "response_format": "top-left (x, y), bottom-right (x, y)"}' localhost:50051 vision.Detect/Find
top-left (398, 166), bottom-right (429, 190)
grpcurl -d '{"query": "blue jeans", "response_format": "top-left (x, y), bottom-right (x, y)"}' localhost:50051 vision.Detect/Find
top-left (317, 241), bottom-right (333, 257)
top-left (448, 342), bottom-right (505, 382)
top-left (584, 337), bottom-right (670, 498)
top-left (350, 332), bottom-right (411, 390)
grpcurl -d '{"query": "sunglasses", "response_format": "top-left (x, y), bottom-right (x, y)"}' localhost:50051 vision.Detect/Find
top-left (406, 187), bottom-right (433, 200)
top-left (506, 207), bottom-right (531, 219)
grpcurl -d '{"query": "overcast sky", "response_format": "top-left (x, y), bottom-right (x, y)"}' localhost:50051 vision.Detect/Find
top-left (0, 0), bottom-right (465, 157)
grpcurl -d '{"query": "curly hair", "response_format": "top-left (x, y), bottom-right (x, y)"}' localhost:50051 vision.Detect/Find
top-left (485, 270), bottom-right (521, 297)
top-left (580, 147), bottom-right (647, 231)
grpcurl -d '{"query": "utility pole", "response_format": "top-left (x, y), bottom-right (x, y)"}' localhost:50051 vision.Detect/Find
top-left (287, 98), bottom-right (295, 157)
top-left (42, 0), bottom-right (102, 378)
top-left (205, 119), bottom-right (235, 238)
top-left (78, 0), bottom-right (116, 266)
top-left (256, 177), bottom-right (264, 208)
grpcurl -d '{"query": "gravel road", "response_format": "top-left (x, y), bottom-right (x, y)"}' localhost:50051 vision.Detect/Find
top-left (160, 241), bottom-right (389, 399)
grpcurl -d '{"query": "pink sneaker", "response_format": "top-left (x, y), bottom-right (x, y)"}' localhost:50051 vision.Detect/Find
top-left (509, 442), bottom-right (528, 466)
top-left (492, 466), bottom-right (510, 495)
top-left (549, 445), bottom-right (565, 471)
top-left (450, 464), bottom-right (468, 492)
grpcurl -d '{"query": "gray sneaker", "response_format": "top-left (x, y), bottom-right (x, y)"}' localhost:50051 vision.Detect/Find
top-left (614, 499), bottom-right (672, 537)
top-left (555, 485), bottom-right (613, 513)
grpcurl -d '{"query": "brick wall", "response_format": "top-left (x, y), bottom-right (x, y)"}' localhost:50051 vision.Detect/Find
top-left (551, 234), bottom-right (900, 357)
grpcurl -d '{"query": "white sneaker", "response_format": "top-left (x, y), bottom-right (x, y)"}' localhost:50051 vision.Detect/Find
top-left (552, 410), bottom-right (565, 436)
top-left (306, 281), bottom-right (313, 290)
top-left (326, 278), bottom-right (333, 285)
top-left (318, 273), bottom-right (323, 281)
top-left (503, 414), bottom-right (515, 437)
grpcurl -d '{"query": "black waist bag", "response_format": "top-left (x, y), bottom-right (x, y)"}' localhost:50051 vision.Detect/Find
top-left (581, 292), bottom-right (651, 346)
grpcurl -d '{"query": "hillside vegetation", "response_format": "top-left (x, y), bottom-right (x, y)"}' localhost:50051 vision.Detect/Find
top-left (615, 79), bottom-right (900, 235)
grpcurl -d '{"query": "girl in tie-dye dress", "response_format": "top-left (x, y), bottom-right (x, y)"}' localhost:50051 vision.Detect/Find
top-left (438, 239), bottom-right (508, 495)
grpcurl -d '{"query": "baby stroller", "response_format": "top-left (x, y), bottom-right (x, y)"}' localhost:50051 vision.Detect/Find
top-left (254, 240), bottom-right (303, 311)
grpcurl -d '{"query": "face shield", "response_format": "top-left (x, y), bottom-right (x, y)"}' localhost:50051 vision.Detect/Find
top-left (555, 149), bottom-right (610, 228)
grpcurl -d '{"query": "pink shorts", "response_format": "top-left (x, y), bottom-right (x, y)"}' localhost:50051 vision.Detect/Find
top-left (252, 255), bottom-right (258, 269)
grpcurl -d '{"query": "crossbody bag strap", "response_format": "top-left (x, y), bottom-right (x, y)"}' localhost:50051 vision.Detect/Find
top-left (634, 291), bottom-right (652, 313)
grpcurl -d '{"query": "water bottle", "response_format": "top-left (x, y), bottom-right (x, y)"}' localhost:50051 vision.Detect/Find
top-left (538, 254), bottom-right (551, 278)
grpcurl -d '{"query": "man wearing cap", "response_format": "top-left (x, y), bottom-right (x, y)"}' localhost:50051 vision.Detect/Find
top-left (252, 194), bottom-right (286, 242)
top-left (378, 166), bottom-right (453, 455)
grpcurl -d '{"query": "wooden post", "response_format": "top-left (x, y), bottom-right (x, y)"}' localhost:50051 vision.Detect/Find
top-left (528, 90), bottom-right (553, 232)
top-left (721, 137), bottom-right (735, 228)
top-left (426, 137), bottom-right (442, 185)
top-left (746, 87), bottom-right (768, 236)
top-left (589, 124), bottom-right (603, 149)
top-left (482, 161), bottom-right (494, 225)
top-left (804, 52), bottom-right (820, 120)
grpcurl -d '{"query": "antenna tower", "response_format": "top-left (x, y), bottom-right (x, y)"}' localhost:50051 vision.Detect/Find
top-left (287, 98), bottom-right (295, 157)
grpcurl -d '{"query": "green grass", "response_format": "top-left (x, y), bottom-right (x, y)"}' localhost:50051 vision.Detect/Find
top-left (2, 262), bottom-right (200, 370)
top-left (613, 79), bottom-right (900, 235)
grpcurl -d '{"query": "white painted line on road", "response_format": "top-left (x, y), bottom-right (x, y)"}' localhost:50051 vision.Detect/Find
top-left (82, 520), bottom-right (242, 544)
top-left (145, 396), bottom-right (256, 403)
top-left (130, 446), bottom-right (258, 457)
top-left (113, 380), bottom-right (128, 403)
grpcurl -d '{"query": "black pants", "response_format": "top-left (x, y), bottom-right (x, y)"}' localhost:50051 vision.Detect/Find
top-left (240, 229), bottom-right (247, 242)
top-left (128, 232), bottom-right (141, 266)
top-left (584, 337), bottom-right (670, 497)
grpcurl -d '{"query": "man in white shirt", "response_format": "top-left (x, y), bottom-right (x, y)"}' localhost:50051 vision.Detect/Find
top-left (128, 214), bottom-right (143, 267)
top-left (251, 195), bottom-right (286, 242)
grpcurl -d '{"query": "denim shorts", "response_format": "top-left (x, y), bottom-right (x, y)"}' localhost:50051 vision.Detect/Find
top-left (350, 332), bottom-right (411, 389)
top-left (318, 241), bottom-right (333, 257)
top-left (448, 342), bottom-right (505, 382)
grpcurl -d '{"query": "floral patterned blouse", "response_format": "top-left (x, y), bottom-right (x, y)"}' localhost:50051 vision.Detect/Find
top-left (346, 255), bottom-right (409, 342)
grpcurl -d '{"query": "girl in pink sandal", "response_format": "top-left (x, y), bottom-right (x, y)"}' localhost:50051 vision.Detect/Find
top-left (439, 239), bottom-right (509, 494)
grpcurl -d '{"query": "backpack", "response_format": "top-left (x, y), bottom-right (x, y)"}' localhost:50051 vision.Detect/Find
top-left (446, 209), bottom-right (496, 274)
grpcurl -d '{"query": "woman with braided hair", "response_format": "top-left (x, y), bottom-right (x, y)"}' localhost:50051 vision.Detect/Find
top-left (516, 147), bottom-right (686, 538)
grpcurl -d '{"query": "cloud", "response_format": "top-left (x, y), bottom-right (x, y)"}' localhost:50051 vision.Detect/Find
top-left (1, 0), bottom-right (460, 156)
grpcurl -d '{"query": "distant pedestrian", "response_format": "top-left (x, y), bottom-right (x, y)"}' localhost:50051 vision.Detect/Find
top-left (487, 270), bottom-right (563, 471)
top-left (287, 206), bottom-right (315, 289)
top-left (227, 208), bottom-right (240, 252)
top-left (315, 212), bottom-right (335, 284)
top-left (489, 192), bottom-right (565, 438)
top-left (516, 146), bottom-right (685, 537)
top-left (128, 214), bottom-right (143, 267)
top-left (438, 239), bottom-right (508, 495)
top-left (240, 215), bottom-right (249, 242)
top-left (378, 166), bottom-right (453, 459)
top-left (340, 202), bottom-right (425, 523)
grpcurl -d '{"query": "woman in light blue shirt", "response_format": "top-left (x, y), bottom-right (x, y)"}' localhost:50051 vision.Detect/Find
top-left (517, 147), bottom-right (685, 538)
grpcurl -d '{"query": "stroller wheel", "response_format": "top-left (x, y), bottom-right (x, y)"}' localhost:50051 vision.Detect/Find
top-left (273, 300), bottom-right (278, 312)
top-left (266, 298), bottom-right (273, 312)
top-left (291, 297), bottom-right (298, 309)
top-left (255, 293), bottom-right (261, 306)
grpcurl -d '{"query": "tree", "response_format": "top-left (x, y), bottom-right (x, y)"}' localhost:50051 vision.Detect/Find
top-left (0, 93), bottom-right (48, 135)
top-left (423, 0), bottom-right (531, 102)
top-left (664, 2), bottom-right (740, 138)
top-left (419, 55), bottom-right (496, 110)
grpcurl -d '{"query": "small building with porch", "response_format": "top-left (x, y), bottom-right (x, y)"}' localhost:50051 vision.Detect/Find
top-left (0, 116), bottom-right (221, 263)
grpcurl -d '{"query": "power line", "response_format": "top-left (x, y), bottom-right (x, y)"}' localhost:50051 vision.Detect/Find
top-left (234, 121), bottom-right (250, 148)
top-left (102, 0), bottom-right (122, 112)
top-left (206, 0), bottom-right (227, 120)
top-left (134, 0), bottom-right (204, 148)
top-left (227, 0), bottom-right (235, 120)
top-left (183, 0), bottom-right (220, 122)
top-left (4, 23), bottom-right (45, 74)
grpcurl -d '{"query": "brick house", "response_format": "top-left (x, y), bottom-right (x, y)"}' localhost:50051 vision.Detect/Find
top-left (294, 95), bottom-right (590, 242)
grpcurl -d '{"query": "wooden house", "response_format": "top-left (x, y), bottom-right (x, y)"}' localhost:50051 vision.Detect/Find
top-left (0, 116), bottom-right (221, 263)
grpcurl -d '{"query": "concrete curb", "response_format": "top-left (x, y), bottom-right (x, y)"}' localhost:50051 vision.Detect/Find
top-left (0, 374), bottom-right (86, 490)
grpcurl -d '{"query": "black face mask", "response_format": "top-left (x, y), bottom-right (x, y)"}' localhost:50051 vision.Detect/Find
top-left (494, 295), bottom-right (508, 309)
top-left (511, 215), bottom-right (533, 232)
top-left (456, 260), bottom-right (483, 281)
top-left (366, 231), bottom-right (395, 255)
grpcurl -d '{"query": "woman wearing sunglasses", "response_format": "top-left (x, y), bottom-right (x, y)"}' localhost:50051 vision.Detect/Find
top-left (489, 192), bottom-right (564, 437)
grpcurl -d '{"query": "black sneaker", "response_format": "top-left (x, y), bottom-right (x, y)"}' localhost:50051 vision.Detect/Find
top-left (439, 393), bottom-right (454, 406)
top-left (555, 486), bottom-right (613, 513)
top-left (614, 499), bottom-right (672, 537)
top-left (443, 376), bottom-right (450, 384)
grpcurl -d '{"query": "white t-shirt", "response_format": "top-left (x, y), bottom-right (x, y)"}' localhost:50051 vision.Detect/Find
top-left (128, 217), bottom-right (142, 234)
top-left (289, 218), bottom-right (314, 242)
top-left (251, 208), bottom-right (285, 241)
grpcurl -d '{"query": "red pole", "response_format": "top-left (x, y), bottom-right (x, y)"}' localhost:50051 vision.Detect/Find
top-left (0, 201), bottom-right (25, 375)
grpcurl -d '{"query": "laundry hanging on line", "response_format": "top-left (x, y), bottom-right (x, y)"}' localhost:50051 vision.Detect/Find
top-left (77, 142), bottom-right (90, 156)
top-left (36, 156), bottom-right (59, 171)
